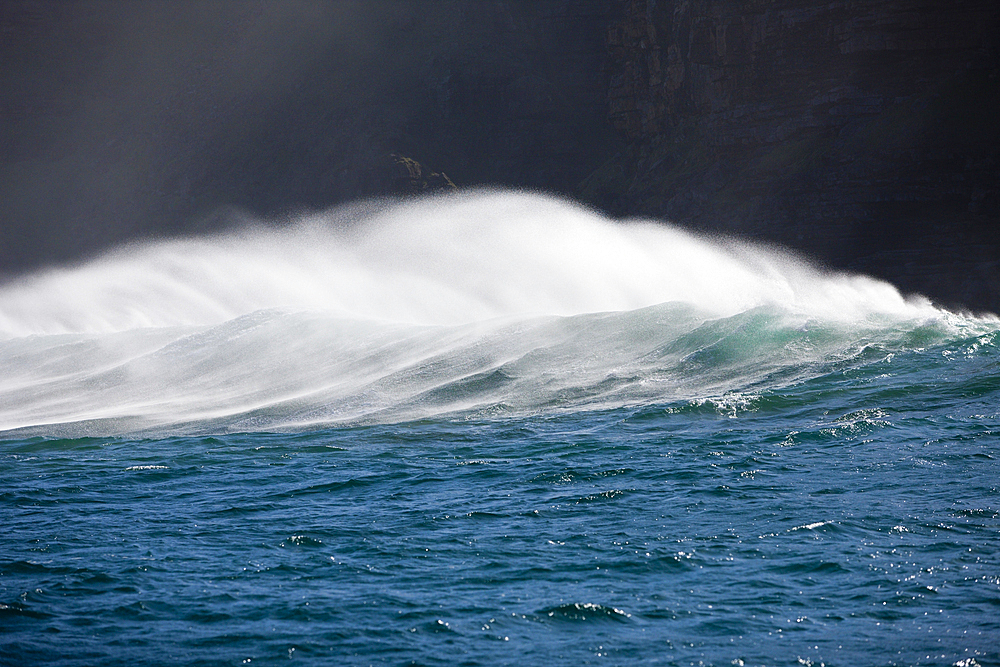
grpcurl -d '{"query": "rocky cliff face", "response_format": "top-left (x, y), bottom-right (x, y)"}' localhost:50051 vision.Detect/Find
top-left (583, 0), bottom-right (1000, 312)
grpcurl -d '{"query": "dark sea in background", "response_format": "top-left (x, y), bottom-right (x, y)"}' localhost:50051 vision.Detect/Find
top-left (2, 193), bottom-right (999, 666)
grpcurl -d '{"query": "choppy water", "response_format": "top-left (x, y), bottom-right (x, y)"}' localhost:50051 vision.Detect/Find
top-left (2, 192), bottom-right (999, 665)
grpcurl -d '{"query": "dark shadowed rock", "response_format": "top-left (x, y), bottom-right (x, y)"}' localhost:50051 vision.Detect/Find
top-left (373, 154), bottom-right (457, 196)
top-left (581, 0), bottom-right (1000, 313)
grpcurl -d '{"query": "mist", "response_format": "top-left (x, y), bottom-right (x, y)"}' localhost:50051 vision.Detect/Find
top-left (1, 1), bottom-right (615, 273)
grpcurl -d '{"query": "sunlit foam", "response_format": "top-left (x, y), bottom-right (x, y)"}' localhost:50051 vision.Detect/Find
top-left (0, 190), bottom-right (993, 436)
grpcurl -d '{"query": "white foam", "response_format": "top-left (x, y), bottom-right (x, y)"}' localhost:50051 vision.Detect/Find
top-left (0, 190), bottom-right (991, 436)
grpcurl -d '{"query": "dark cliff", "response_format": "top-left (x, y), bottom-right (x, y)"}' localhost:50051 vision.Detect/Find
top-left (584, 0), bottom-right (1000, 312)
top-left (1, 1), bottom-right (998, 312)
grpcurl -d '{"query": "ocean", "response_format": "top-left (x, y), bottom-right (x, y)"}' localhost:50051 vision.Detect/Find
top-left (2, 192), bottom-right (998, 666)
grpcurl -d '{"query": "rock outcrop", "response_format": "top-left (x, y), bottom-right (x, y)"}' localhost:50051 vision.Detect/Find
top-left (369, 154), bottom-right (457, 196)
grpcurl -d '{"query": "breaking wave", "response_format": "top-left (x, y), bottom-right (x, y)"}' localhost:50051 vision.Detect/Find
top-left (0, 191), bottom-right (994, 436)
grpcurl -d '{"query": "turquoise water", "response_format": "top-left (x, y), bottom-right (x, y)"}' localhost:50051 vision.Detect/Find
top-left (2, 193), bottom-right (999, 665)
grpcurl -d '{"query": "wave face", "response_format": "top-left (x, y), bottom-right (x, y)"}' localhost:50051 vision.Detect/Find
top-left (0, 191), bottom-right (994, 437)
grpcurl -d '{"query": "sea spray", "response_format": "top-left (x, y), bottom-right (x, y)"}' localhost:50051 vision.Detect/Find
top-left (0, 191), bottom-right (942, 335)
top-left (0, 191), bottom-right (993, 436)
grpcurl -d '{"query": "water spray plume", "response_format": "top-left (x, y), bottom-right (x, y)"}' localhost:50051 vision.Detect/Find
top-left (0, 191), bottom-right (992, 436)
top-left (0, 191), bottom-right (939, 336)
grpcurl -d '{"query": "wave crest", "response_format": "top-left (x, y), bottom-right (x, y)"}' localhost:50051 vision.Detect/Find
top-left (0, 191), bottom-right (993, 436)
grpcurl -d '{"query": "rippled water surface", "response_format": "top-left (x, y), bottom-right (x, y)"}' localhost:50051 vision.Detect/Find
top-left (4, 347), bottom-right (999, 666)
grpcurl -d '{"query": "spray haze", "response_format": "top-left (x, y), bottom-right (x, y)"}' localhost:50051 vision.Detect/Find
top-left (0, 1), bottom-right (612, 273)
top-left (0, 192), bottom-right (938, 335)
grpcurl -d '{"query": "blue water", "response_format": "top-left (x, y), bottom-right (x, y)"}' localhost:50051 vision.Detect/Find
top-left (2, 193), bottom-right (999, 665)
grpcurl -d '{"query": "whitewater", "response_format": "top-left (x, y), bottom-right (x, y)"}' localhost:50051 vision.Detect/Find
top-left (2, 191), bottom-right (999, 666)
top-left (0, 191), bottom-right (988, 437)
